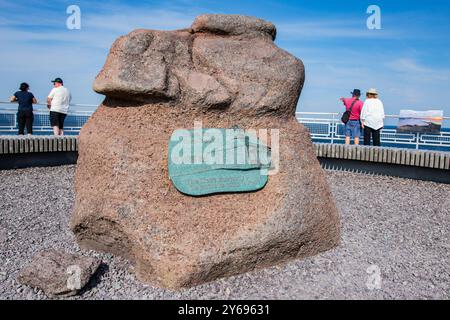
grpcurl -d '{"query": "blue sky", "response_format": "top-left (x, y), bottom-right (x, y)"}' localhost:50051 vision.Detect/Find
top-left (1, 0), bottom-right (450, 116)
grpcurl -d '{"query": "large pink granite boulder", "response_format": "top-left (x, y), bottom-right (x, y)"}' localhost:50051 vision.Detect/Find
top-left (71, 14), bottom-right (340, 289)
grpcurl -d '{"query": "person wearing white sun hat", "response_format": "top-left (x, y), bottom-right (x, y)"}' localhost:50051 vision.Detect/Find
top-left (360, 88), bottom-right (385, 146)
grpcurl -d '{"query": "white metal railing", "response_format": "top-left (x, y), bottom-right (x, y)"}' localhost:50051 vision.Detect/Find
top-left (296, 112), bottom-right (450, 151)
top-left (0, 102), bottom-right (96, 134)
top-left (1, 103), bottom-right (450, 151)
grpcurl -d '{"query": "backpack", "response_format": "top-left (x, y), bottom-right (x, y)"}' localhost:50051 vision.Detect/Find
top-left (341, 99), bottom-right (358, 124)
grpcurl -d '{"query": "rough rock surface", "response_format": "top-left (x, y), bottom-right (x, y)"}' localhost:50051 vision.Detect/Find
top-left (71, 14), bottom-right (340, 289)
top-left (18, 249), bottom-right (101, 297)
top-left (191, 14), bottom-right (277, 40)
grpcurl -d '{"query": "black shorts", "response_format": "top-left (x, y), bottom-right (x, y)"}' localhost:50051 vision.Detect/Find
top-left (49, 111), bottom-right (67, 129)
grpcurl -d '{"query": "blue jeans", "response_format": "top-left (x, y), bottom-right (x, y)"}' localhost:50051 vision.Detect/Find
top-left (345, 120), bottom-right (361, 139)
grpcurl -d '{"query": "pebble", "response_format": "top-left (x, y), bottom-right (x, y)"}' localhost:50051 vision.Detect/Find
top-left (0, 165), bottom-right (449, 299)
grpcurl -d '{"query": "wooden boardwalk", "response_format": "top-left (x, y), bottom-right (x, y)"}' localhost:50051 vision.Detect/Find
top-left (314, 143), bottom-right (450, 170)
top-left (0, 136), bottom-right (78, 154)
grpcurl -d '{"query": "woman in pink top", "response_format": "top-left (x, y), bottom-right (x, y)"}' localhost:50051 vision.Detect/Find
top-left (340, 89), bottom-right (364, 145)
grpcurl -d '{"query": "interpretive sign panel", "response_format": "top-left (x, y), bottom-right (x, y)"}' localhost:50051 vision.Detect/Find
top-left (397, 110), bottom-right (444, 133)
top-left (168, 128), bottom-right (271, 196)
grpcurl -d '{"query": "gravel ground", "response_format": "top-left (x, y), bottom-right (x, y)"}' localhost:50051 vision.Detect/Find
top-left (0, 165), bottom-right (449, 300)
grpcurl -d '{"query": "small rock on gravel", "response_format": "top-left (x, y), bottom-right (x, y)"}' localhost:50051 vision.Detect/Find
top-left (18, 249), bottom-right (101, 297)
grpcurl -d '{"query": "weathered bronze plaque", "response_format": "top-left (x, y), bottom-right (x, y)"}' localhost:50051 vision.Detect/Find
top-left (168, 128), bottom-right (271, 196)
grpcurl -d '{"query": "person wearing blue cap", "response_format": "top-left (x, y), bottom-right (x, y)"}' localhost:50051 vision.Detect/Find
top-left (340, 89), bottom-right (363, 145)
top-left (47, 77), bottom-right (71, 136)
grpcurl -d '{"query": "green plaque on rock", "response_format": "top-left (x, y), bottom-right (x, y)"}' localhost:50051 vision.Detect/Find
top-left (168, 128), bottom-right (271, 196)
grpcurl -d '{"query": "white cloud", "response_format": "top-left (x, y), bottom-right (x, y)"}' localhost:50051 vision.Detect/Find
top-left (386, 58), bottom-right (450, 81)
top-left (0, 2), bottom-right (201, 104)
top-left (1, 1), bottom-right (449, 117)
top-left (276, 19), bottom-right (398, 40)
top-left (387, 58), bottom-right (432, 73)
top-left (84, 8), bottom-right (195, 33)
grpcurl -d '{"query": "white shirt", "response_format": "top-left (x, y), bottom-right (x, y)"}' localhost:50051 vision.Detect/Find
top-left (361, 98), bottom-right (385, 130)
top-left (48, 86), bottom-right (71, 114)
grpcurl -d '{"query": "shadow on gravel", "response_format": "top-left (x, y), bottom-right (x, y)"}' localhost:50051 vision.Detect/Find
top-left (78, 263), bottom-right (109, 296)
